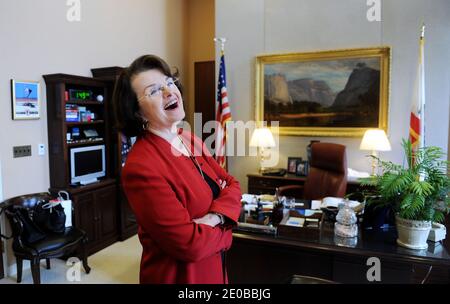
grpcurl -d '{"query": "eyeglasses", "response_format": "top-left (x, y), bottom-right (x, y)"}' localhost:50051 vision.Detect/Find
top-left (138, 77), bottom-right (179, 101)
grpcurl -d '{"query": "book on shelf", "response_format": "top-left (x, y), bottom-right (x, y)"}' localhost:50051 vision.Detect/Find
top-left (65, 104), bottom-right (79, 122)
top-left (67, 137), bottom-right (104, 144)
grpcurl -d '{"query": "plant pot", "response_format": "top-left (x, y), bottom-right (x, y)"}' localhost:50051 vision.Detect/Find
top-left (395, 215), bottom-right (431, 250)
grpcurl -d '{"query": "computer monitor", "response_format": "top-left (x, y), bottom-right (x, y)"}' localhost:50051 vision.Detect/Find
top-left (70, 145), bottom-right (106, 185)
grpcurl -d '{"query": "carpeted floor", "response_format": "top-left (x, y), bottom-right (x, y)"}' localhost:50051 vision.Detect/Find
top-left (0, 235), bottom-right (141, 284)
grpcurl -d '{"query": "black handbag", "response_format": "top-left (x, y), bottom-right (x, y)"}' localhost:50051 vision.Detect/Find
top-left (4, 206), bottom-right (47, 243)
top-left (33, 200), bottom-right (66, 234)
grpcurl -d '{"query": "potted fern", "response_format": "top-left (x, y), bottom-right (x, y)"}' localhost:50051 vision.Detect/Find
top-left (360, 139), bottom-right (450, 250)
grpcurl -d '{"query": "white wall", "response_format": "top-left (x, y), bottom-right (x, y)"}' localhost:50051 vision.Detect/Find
top-left (185, 0), bottom-right (215, 125)
top-left (0, 0), bottom-right (187, 271)
top-left (0, 0), bottom-right (187, 200)
top-left (216, 0), bottom-right (450, 191)
top-left (0, 158), bottom-right (3, 201)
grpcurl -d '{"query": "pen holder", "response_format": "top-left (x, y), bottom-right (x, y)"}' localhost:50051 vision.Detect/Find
top-left (321, 206), bottom-right (339, 222)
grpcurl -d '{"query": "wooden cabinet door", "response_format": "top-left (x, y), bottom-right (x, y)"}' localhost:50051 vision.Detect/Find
top-left (194, 61), bottom-right (215, 144)
top-left (94, 185), bottom-right (118, 241)
top-left (73, 192), bottom-right (98, 247)
top-left (118, 184), bottom-right (138, 240)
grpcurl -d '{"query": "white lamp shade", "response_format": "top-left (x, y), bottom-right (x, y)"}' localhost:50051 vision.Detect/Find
top-left (360, 129), bottom-right (391, 151)
top-left (249, 128), bottom-right (276, 148)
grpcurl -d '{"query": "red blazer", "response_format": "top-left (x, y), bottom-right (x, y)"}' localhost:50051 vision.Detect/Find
top-left (121, 130), bottom-right (242, 284)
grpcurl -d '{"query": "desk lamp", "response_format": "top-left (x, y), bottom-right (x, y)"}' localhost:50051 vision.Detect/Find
top-left (360, 129), bottom-right (391, 175)
top-left (250, 127), bottom-right (276, 173)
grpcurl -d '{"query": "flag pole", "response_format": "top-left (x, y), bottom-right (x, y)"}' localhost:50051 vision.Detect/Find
top-left (409, 22), bottom-right (426, 153)
top-left (419, 23), bottom-right (425, 149)
top-left (214, 37), bottom-right (226, 53)
top-left (213, 37), bottom-right (230, 169)
top-left (417, 23), bottom-right (426, 181)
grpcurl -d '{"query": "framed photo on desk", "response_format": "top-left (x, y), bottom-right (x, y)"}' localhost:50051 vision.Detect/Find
top-left (295, 160), bottom-right (309, 176)
top-left (287, 157), bottom-right (302, 174)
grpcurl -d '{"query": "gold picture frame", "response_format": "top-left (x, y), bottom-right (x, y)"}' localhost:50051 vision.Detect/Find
top-left (255, 47), bottom-right (390, 137)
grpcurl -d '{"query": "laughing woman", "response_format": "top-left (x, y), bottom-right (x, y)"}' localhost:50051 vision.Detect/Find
top-left (112, 55), bottom-right (242, 284)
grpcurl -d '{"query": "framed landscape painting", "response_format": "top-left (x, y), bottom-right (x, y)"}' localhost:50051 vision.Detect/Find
top-left (255, 47), bottom-right (390, 137)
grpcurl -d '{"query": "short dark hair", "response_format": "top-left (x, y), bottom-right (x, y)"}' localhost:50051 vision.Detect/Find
top-left (112, 55), bottom-right (182, 137)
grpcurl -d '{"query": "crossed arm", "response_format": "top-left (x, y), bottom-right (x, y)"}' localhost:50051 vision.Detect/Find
top-left (122, 161), bottom-right (241, 262)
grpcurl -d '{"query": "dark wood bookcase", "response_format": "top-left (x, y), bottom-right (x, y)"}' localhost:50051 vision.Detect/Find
top-left (43, 73), bottom-right (119, 254)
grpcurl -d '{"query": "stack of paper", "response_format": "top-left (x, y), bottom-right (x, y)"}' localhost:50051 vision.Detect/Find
top-left (347, 168), bottom-right (370, 182)
top-left (321, 197), bottom-right (360, 209)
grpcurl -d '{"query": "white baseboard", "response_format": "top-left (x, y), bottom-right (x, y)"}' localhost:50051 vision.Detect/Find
top-left (8, 263), bottom-right (17, 277)
top-left (8, 260), bottom-right (31, 278)
top-left (1, 251), bottom-right (7, 278)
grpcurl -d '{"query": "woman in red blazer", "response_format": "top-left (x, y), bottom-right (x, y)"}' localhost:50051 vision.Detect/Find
top-left (113, 55), bottom-right (242, 284)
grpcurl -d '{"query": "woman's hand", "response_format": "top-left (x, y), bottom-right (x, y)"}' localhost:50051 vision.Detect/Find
top-left (193, 213), bottom-right (221, 227)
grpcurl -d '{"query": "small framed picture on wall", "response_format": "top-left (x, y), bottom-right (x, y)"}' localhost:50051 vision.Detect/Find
top-left (296, 160), bottom-right (309, 176)
top-left (11, 79), bottom-right (40, 120)
top-left (287, 157), bottom-right (302, 174)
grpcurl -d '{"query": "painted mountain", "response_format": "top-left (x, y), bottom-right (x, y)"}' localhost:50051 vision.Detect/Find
top-left (264, 58), bottom-right (381, 128)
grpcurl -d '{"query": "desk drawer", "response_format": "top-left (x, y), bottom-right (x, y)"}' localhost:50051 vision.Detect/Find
top-left (248, 186), bottom-right (274, 195)
top-left (248, 177), bottom-right (281, 188)
top-left (248, 176), bottom-right (304, 194)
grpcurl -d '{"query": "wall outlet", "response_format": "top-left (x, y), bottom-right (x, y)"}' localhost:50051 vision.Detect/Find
top-left (38, 144), bottom-right (45, 156)
top-left (13, 145), bottom-right (32, 158)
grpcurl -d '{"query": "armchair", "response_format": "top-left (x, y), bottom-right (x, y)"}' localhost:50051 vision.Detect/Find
top-left (0, 192), bottom-right (90, 284)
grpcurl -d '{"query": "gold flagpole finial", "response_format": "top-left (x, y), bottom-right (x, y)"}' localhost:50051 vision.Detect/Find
top-left (420, 23), bottom-right (425, 40)
top-left (214, 37), bottom-right (227, 53)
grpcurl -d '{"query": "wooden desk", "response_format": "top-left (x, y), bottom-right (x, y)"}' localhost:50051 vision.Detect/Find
top-left (247, 173), bottom-right (367, 195)
top-left (227, 225), bottom-right (450, 284)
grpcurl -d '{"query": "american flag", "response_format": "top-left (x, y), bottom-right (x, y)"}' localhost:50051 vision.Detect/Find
top-left (409, 24), bottom-right (425, 151)
top-left (215, 52), bottom-right (232, 168)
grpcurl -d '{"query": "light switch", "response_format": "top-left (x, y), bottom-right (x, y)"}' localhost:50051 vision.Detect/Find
top-left (38, 144), bottom-right (45, 156)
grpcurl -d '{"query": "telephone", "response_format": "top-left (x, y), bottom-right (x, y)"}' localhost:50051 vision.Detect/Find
top-left (262, 168), bottom-right (287, 176)
top-left (428, 222), bottom-right (446, 242)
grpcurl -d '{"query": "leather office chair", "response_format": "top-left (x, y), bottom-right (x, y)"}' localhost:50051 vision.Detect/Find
top-left (278, 142), bottom-right (347, 200)
top-left (281, 143), bottom-right (346, 285)
top-left (0, 192), bottom-right (90, 284)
